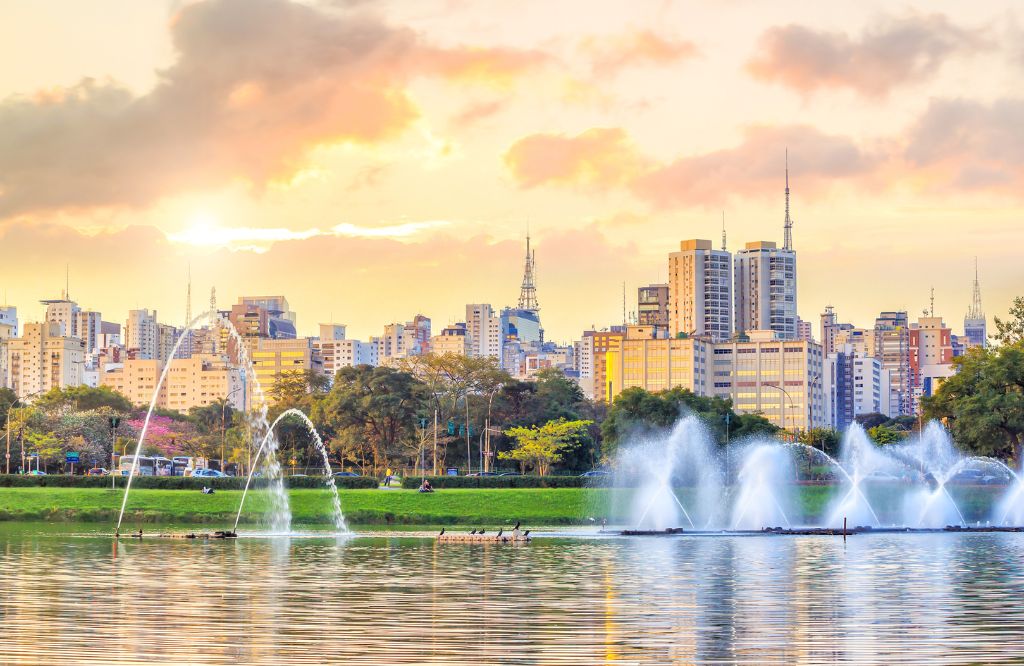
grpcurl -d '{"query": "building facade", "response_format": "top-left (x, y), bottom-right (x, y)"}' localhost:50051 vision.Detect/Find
top-left (668, 240), bottom-right (732, 341)
top-left (101, 354), bottom-right (244, 411)
top-left (733, 241), bottom-right (798, 340)
top-left (465, 304), bottom-right (502, 359)
top-left (5, 322), bottom-right (85, 397)
top-left (637, 284), bottom-right (670, 327)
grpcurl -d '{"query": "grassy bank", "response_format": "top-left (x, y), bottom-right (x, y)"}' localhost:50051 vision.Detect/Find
top-left (0, 487), bottom-right (602, 526)
top-left (0, 484), bottom-right (1004, 526)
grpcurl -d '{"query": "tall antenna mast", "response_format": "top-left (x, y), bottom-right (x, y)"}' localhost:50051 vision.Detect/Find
top-left (517, 232), bottom-right (539, 312)
top-left (783, 149), bottom-right (793, 251)
top-left (930, 287), bottom-right (935, 317)
top-left (721, 211), bottom-right (727, 251)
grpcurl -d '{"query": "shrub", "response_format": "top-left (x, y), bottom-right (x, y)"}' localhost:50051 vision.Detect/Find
top-left (0, 474), bottom-right (378, 490)
top-left (399, 475), bottom-right (608, 489)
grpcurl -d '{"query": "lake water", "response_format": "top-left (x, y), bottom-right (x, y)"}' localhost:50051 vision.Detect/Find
top-left (1, 524), bottom-right (1023, 664)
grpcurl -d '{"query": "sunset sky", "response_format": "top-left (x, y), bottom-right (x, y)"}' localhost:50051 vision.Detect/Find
top-left (1, 0), bottom-right (1022, 341)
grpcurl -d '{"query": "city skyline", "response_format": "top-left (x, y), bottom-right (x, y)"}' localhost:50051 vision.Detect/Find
top-left (2, 0), bottom-right (1023, 341)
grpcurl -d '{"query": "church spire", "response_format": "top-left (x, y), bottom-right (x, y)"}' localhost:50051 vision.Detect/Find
top-left (783, 149), bottom-right (793, 251)
top-left (517, 233), bottom-right (539, 312)
top-left (968, 257), bottom-right (984, 319)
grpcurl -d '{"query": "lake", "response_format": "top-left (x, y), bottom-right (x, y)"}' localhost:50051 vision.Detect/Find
top-left (1, 524), bottom-right (1023, 664)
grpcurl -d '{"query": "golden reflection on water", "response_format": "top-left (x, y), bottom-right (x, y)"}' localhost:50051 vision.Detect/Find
top-left (0, 530), bottom-right (1023, 664)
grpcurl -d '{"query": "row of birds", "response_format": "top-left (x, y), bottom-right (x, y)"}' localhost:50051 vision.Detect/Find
top-left (438, 521), bottom-right (529, 538)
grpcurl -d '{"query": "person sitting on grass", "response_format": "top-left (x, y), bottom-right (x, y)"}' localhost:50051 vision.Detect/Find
top-left (202, 486), bottom-right (215, 495)
top-left (418, 479), bottom-right (434, 493)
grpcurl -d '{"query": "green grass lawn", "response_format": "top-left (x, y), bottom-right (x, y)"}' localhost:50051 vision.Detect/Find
top-left (0, 486), bottom-right (606, 526)
top-left (0, 483), bottom-right (1001, 527)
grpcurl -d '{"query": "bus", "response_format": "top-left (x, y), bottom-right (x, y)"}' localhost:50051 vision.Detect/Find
top-left (154, 457), bottom-right (173, 476)
top-left (118, 456), bottom-right (156, 476)
top-left (171, 456), bottom-right (194, 476)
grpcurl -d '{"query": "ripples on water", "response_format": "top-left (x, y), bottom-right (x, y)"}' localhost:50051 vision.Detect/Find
top-left (1, 527), bottom-right (1023, 664)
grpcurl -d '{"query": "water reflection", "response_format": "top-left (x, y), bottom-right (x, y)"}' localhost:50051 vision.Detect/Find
top-left (1, 528), bottom-right (1023, 664)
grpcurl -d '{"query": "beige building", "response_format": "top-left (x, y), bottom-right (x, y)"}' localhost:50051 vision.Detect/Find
top-left (602, 327), bottom-right (825, 431)
top-left (250, 337), bottom-right (324, 401)
top-left (668, 239), bottom-right (732, 341)
top-left (101, 354), bottom-right (244, 411)
top-left (5, 322), bottom-right (85, 398)
top-left (605, 325), bottom-right (710, 401)
top-left (313, 324), bottom-right (376, 380)
top-left (431, 323), bottom-right (471, 356)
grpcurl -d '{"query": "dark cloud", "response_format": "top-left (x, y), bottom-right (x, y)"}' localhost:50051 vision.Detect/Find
top-left (747, 14), bottom-right (989, 97)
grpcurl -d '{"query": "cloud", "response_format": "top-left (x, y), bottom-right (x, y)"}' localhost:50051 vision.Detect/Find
top-left (747, 14), bottom-right (989, 97)
top-left (166, 218), bottom-right (451, 252)
top-left (904, 98), bottom-right (1024, 190)
top-left (581, 30), bottom-right (698, 76)
top-left (0, 0), bottom-right (547, 217)
top-left (504, 124), bottom-right (877, 206)
top-left (503, 127), bottom-right (648, 189)
top-left (633, 125), bottom-right (878, 207)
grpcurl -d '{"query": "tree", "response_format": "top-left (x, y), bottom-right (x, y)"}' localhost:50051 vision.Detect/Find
top-left (923, 343), bottom-right (1024, 468)
top-left (268, 370), bottom-right (329, 408)
top-left (798, 427), bottom-right (842, 458)
top-left (600, 387), bottom-right (777, 458)
top-left (500, 418), bottom-right (593, 476)
top-left (313, 365), bottom-right (428, 473)
top-left (994, 297), bottom-right (1024, 346)
top-left (34, 385), bottom-right (132, 413)
top-left (0, 387), bottom-right (17, 431)
top-left (868, 425), bottom-right (905, 445)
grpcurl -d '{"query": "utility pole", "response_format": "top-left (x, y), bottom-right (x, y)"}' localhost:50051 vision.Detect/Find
top-left (109, 416), bottom-right (121, 489)
top-left (432, 408), bottom-right (438, 476)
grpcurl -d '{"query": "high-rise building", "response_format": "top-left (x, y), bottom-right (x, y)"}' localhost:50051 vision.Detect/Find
top-left (910, 315), bottom-right (955, 412)
top-left (604, 325), bottom-right (710, 401)
top-left (796, 317), bottom-right (813, 342)
top-left (74, 310), bottom-right (103, 355)
top-left (964, 260), bottom-right (987, 348)
top-left (824, 345), bottom-right (892, 429)
top-left (733, 241), bottom-right (798, 340)
top-left (0, 305), bottom-right (18, 337)
top-left (874, 311), bottom-right (912, 416)
top-left (237, 296), bottom-right (296, 339)
top-left (101, 354), bottom-right (244, 412)
top-left (125, 309), bottom-right (159, 360)
top-left (158, 323), bottom-right (182, 362)
top-left (5, 322), bottom-right (85, 397)
top-left (377, 315), bottom-right (432, 365)
top-left (668, 239), bottom-right (732, 341)
top-left (41, 295), bottom-right (80, 337)
top-left (431, 323), bottom-right (471, 356)
top-left (820, 306), bottom-right (854, 356)
top-left (577, 327), bottom-right (626, 400)
top-left (637, 284), bottom-right (670, 327)
top-left (314, 324), bottom-right (376, 379)
top-left (465, 304), bottom-right (502, 359)
top-left (250, 337), bottom-right (324, 403)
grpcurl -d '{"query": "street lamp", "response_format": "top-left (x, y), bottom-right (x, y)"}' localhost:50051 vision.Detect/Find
top-left (6, 390), bottom-right (42, 475)
top-left (482, 384), bottom-right (503, 474)
top-left (764, 383), bottom-right (795, 436)
top-left (108, 416), bottom-right (121, 489)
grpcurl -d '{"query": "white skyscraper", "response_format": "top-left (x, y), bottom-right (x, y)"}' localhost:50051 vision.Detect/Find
top-left (465, 303), bottom-right (501, 359)
top-left (668, 239), bottom-right (732, 341)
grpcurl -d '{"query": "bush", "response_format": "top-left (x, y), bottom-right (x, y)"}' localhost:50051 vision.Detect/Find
top-left (399, 475), bottom-right (604, 489)
top-left (0, 474), bottom-right (378, 490)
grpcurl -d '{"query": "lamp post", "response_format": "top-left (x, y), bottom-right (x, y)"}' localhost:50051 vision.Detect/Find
top-left (108, 416), bottom-right (121, 489)
top-left (765, 383), bottom-right (795, 437)
top-left (482, 385), bottom-right (503, 474)
top-left (7, 390), bottom-right (42, 475)
top-left (221, 387), bottom-right (242, 474)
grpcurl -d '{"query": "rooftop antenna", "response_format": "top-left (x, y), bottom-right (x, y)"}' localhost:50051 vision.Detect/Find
top-left (186, 263), bottom-right (192, 326)
top-left (721, 211), bottom-right (727, 251)
top-left (622, 282), bottom-right (626, 326)
top-left (64, 264), bottom-right (69, 300)
top-left (930, 287), bottom-right (935, 317)
top-left (517, 230), bottom-right (539, 312)
top-left (783, 149), bottom-right (793, 251)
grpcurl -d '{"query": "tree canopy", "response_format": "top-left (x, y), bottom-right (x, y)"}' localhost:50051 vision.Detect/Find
top-left (923, 343), bottom-right (1024, 468)
top-left (500, 418), bottom-right (593, 476)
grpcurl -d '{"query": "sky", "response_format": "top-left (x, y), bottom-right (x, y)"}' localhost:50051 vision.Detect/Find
top-left (1, 0), bottom-right (1022, 342)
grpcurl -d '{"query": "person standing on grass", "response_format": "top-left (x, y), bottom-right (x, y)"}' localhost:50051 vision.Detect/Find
top-left (384, 467), bottom-right (393, 487)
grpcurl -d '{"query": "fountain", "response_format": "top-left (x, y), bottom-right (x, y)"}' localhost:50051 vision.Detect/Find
top-left (730, 443), bottom-right (794, 530)
top-left (611, 416), bottom-right (723, 530)
top-left (234, 408), bottom-right (347, 533)
top-left (115, 305), bottom-right (291, 536)
top-left (605, 414), bottom-right (1024, 535)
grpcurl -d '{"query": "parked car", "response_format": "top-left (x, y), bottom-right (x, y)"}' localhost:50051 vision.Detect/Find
top-left (498, 472), bottom-right (521, 477)
top-left (580, 469), bottom-right (610, 478)
top-left (27, 470), bottom-right (47, 476)
top-left (86, 468), bottom-right (109, 476)
top-left (333, 471), bottom-right (360, 477)
top-left (467, 472), bottom-right (499, 477)
top-left (192, 468), bottom-right (229, 479)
